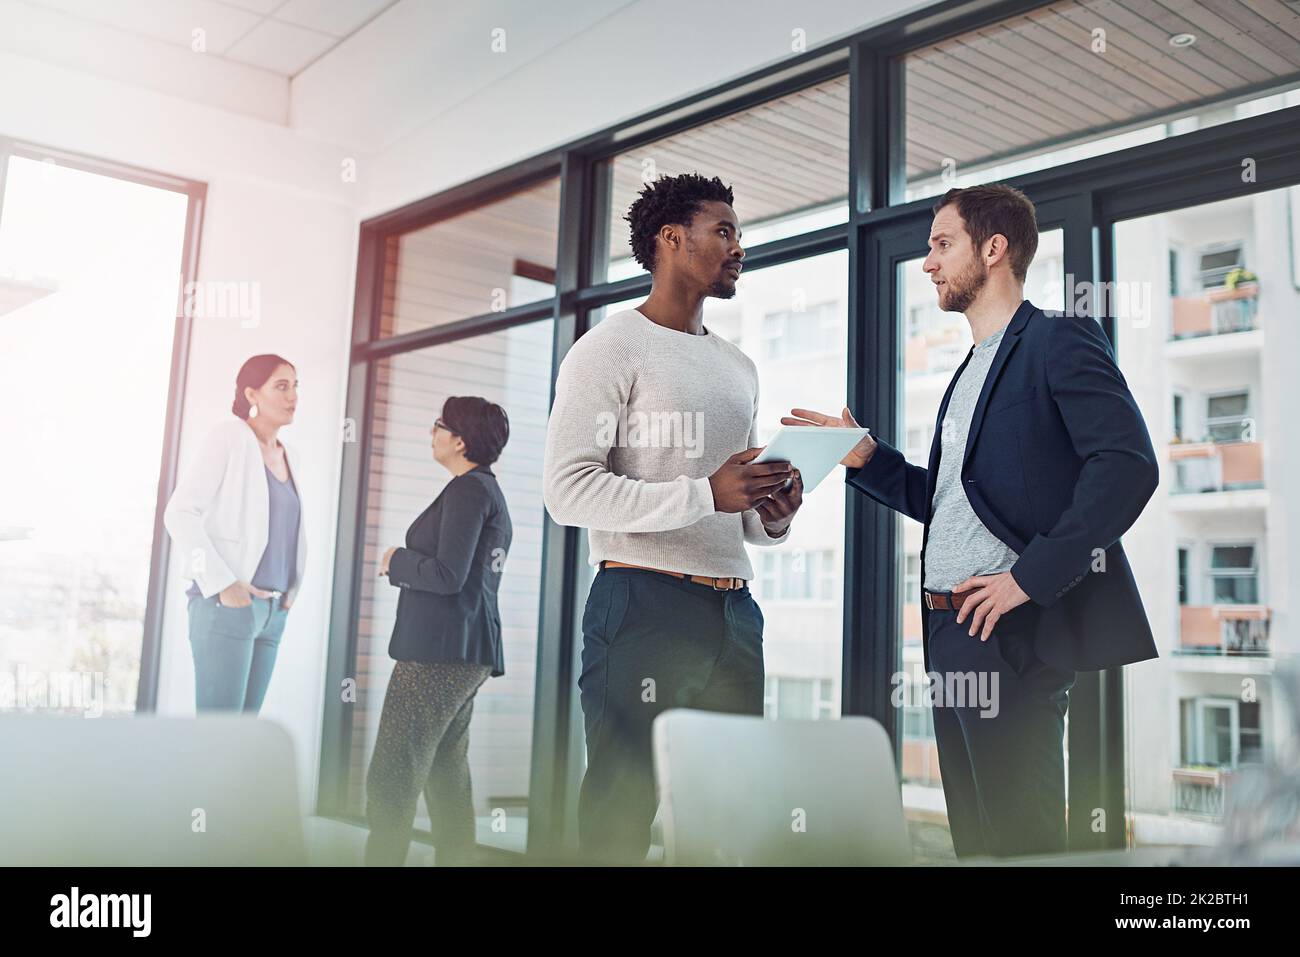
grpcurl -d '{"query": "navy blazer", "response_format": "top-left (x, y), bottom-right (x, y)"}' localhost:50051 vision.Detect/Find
top-left (386, 465), bottom-right (512, 676)
top-left (847, 299), bottom-right (1160, 672)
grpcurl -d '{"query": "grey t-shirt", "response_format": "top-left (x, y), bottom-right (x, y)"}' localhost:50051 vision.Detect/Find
top-left (924, 327), bottom-right (1019, 591)
top-left (251, 465), bottom-right (300, 594)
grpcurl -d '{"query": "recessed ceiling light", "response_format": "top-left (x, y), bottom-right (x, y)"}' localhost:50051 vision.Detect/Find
top-left (1169, 33), bottom-right (1197, 48)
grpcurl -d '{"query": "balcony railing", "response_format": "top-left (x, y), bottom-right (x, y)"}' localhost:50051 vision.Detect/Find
top-left (1170, 283), bottom-right (1259, 340)
top-left (1168, 441), bottom-right (1263, 493)
top-left (1178, 605), bottom-right (1270, 656)
top-left (1173, 767), bottom-right (1229, 817)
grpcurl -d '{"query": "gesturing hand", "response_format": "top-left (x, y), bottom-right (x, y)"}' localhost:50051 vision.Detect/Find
top-left (781, 406), bottom-right (877, 469)
top-left (954, 572), bottom-right (1031, 641)
top-left (709, 448), bottom-right (793, 514)
top-left (379, 546), bottom-right (398, 577)
top-left (754, 468), bottom-right (803, 536)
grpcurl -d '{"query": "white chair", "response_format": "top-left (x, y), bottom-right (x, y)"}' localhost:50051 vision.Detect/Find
top-left (652, 710), bottom-right (912, 866)
top-left (0, 714), bottom-right (306, 865)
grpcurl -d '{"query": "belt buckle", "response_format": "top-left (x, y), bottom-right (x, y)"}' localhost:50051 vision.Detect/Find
top-left (924, 591), bottom-right (935, 611)
top-left (712, 577), bottom-right (730, 591)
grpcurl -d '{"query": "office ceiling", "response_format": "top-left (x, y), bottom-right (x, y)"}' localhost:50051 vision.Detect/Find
top-left (14, 0), bottom-right (401, 76)
top-left (6, 0), bottom-right (1298, 178)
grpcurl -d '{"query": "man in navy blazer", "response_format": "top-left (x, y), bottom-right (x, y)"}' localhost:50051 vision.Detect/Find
top-left (787, 183), bottom-right (1159, 858)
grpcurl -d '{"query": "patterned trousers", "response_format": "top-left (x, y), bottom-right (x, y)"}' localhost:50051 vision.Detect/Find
top-left (364, 659), bottom-right (492, 866)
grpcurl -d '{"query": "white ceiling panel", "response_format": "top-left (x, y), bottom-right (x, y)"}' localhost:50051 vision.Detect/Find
top-left (27, 0), bottom-right (262, 54)
top-left (217, 0), bottom-right (286, 13)
top-left (12, 0), bottom-right (400, 75)
top-left (224, 17), bottom-right (336, 74)
top-left (273, 0), bottom-right (394, 37)
top-left (291, 0), bottom-right (640, 149)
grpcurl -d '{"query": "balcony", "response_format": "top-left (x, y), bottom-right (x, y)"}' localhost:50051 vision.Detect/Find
top-left (1170, 283), bottom-right (1258, 340)
top-left (1178, 605), bottom-right (1270, 656)
top-left (1172, 767), bottom-right (1229, 817)
top-left (1168, 441), bottom-right (1263, 494)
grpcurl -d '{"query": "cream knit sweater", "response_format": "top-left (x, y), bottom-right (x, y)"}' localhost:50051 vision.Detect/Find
top-left (543, 309), bottom-right (788, 579)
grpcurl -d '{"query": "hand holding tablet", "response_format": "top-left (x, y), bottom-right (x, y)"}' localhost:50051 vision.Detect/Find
top-left (754, 413), bottom-right (872, 495)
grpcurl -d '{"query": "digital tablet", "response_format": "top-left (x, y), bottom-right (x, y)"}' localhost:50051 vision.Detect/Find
top-left (752, 425), bottom-right (870, 494)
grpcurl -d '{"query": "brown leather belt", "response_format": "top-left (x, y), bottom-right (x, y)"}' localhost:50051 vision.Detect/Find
top-left (600, 560), bottom-right (747, 591)
top-left (924, 589), bottom-right (975, 613)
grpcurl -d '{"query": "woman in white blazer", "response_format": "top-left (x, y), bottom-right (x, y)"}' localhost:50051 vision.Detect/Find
top-left (163, 354), bottom-right (307, 713)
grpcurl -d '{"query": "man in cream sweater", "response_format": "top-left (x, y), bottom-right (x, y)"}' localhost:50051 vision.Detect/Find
top-left (543, 172), bottom-right (803, 863)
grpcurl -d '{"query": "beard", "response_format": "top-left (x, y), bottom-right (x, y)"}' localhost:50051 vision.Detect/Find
top-left (939, 258), bottom-right (988, 313)
top-left (708, 277), bottom-right (738, 299)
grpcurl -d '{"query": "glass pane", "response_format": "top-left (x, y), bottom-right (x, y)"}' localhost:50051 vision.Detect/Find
top-left (1206, 392), bottom-right (1250, 436)
top-left (350, 320), bottom-right (554, 852)
top-left (0, 155), bottom-right (190, 715)
top-left (776, 678), bottom-right (815, 720)
top-left (1115, 187), bottom-right (1291, 842)
top-left (1210, 545), bottom-right (1253, 570)
top-left (378, 177), bottom-right (560, 338)
top-left (703, 251), bottom-right (848, 722)
top-left (1211, 575), bottom-right (1257, 605)
top-left (902, 0), bottom-right (1300, 201)
top-left (596, 76), bottom-right (849, 282)
top-left (895, 229), bottom-right (1063, 860)
top-left (1207, 393), bottom-right (1248, 417)
top-left (1204, 706), bottom-right (1233, 766)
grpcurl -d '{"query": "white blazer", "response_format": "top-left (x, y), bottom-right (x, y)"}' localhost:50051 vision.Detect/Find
top-left (163, 418), bottom-right (307, 602)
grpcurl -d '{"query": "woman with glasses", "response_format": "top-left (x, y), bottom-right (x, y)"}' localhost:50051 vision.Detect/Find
top-left (364, 396), bottom-right (513, 866)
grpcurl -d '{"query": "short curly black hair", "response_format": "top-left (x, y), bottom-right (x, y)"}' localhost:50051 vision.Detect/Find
top-left (625, 172), bottom-right (735, 273)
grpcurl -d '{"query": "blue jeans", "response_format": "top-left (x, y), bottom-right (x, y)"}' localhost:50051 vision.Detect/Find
top-left (577, 566), bottom-right (765, 863)
top-left (187, 594), bottom-right (288, 714)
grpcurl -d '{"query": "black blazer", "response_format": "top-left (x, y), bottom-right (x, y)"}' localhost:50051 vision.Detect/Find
top-left (848, 299), bottom-right (1160, 673)
top-left (386, 465), bottom-right (512, 676)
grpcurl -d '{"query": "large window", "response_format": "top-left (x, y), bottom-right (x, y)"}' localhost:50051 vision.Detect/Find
top-left (1116, 186), bottom-right (1294, 846)
top-left (0, 152), bottom-right (195, 715)
top-left (378, 177), bottom-right (559, 338)
top-left (703, 250), bottom-right (849, 719)
top-left (345, 320), bottom-right (554, 851)
top-left (595, 75), bottom-right (849, 282)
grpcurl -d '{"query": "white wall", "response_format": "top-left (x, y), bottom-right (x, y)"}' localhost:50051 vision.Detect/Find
top-left (0, 50), bottom-right (363, 816)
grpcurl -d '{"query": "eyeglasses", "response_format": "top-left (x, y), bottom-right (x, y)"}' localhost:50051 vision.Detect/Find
top-left (433, 418), bottom-right (457, 434)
